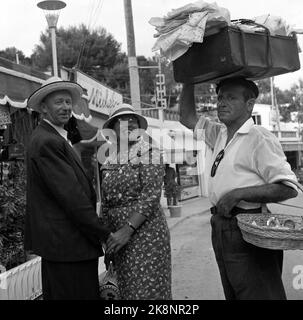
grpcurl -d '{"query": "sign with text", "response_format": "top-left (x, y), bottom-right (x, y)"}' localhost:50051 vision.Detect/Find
top-left (180, 185), bottom-right (200, 201)
top-left (76, 70), bottom-right (123, 115)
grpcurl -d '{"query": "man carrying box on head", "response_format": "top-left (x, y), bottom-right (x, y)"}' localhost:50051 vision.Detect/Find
top-left (179, 77), bottom-right (298, 300)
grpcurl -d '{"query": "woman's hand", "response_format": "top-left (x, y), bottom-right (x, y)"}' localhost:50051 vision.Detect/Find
top-left (106, 225), bottom-right (134, 254)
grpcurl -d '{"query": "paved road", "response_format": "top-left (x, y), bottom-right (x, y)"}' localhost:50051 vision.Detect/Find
top-left (171, 208), bottom-right (303, 300)
top-left (171, 212), bottom-right (224, 300)
top-left (269, 200), bottom-right (303, 300)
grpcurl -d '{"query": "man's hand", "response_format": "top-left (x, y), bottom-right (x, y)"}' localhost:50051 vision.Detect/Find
top-left (106, 225), bottom-right (134, 255)
top-left (216, 189), bottom-right (242, 218)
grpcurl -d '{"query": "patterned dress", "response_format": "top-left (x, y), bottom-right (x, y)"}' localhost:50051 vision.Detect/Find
top-left (100, 139), bottom-right (172, 300)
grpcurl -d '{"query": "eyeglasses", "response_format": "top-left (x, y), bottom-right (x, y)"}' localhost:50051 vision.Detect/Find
top-left (210, 149), bottom-right (224, 177)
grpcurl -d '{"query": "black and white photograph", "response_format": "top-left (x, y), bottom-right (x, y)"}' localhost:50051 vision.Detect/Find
top-left (0, 0), bottom-right (303, 303)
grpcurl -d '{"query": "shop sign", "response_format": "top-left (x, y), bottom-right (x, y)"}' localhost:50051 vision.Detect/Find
top-left (76, 71), bottom-right (122, 115)
top-left (180, 185), bottom-right (200, 201)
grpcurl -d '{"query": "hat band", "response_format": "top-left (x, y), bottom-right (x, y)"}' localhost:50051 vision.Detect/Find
top-left (111, 107), bottom-right (135, 117)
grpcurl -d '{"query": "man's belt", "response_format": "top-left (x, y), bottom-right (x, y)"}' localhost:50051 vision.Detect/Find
top-left (210, 206), bottom-right (263, 216)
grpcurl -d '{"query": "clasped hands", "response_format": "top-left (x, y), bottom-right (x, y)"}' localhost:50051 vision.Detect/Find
top-left (104, 223), bottom-right (134, 268)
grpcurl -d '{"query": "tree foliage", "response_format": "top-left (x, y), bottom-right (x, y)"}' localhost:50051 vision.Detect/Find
top-left (0, 162), bottom-right (26, 270)
top-left (255, 78), bottom-right (303, 123)
top-left (31, 24), bottom-right (123, 83)
top-left (0, 47), bottom-right (31, 66)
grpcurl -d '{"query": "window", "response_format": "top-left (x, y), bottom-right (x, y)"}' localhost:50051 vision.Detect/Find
top-left (252, 115), bottom-right (261, 125)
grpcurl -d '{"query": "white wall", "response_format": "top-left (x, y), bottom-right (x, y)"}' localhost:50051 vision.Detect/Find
top-left (252, 104), bottom-right (272, 129)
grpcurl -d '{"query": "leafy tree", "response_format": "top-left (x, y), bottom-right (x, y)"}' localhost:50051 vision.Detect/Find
top-left (31, 24), bottom-right (122, 83)
top-left (0, 162), bottom-right (26, 270)
top-left (0, 47), bottom-right (31, 66)
top-left (256, 78), bottom-right (271, 104)
top-left (103, 53), bottom-right (130, 95)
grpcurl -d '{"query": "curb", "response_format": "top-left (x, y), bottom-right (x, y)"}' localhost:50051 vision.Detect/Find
top-left (168, 208), bottom-right (210, 231)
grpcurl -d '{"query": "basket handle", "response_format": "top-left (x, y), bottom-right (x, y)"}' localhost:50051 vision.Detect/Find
top-left (231, 19), bottom-right (271, 34)
top-left (231, 18), bottom-right (273, 76)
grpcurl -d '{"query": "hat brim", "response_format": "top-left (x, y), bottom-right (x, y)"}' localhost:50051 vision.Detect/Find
top-left (103, 111), bottom-right (148, 130)
top-left (27, 81), bottom-right (83, 113)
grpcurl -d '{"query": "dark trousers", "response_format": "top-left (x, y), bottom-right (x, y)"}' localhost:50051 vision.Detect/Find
top-left (41, 258), bottom-right (100, 300)
top-left (210, 207), bottom-right (286, 300)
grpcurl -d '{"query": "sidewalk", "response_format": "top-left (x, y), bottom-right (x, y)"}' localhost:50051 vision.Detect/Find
top-left (164, 196), bottom-right (211, 230)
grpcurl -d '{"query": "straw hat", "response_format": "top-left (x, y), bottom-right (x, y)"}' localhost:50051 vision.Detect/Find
top-left (103, 103), bottom-right (148, 130)
top-left (27, 76), bottom-right (83, 113)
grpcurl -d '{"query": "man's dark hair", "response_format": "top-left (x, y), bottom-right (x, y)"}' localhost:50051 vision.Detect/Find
top-left (216, 77), bottom-right (259, 101)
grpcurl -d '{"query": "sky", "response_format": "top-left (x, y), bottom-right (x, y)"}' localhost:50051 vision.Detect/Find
top-left (1, 0), bottom-right (303, 90)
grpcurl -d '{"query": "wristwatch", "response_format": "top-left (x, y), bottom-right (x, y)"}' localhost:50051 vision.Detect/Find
top-left (127, 221), bottom-right (137, 232)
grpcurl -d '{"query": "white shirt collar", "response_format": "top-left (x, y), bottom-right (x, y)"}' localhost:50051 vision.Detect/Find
top-left (221, 117), bottom-right (254, 135)
top-left (43, 119), bottom-right (68, 141)
top-left (237, 118), bottom-right (254, 134)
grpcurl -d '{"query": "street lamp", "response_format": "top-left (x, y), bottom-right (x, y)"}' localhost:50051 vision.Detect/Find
top-left (37, 0), bottom-right (66, 77)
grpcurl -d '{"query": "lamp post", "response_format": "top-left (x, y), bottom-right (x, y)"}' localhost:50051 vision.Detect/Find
top-left (37, 0), bottom-right (66, 77)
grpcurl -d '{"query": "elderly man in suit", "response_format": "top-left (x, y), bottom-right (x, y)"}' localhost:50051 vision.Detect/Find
top-left (25, 77), bottom-right (111, 300)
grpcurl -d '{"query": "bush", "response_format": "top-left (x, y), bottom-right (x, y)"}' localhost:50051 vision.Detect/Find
top-left (0, 162), bottom-right (26, 270)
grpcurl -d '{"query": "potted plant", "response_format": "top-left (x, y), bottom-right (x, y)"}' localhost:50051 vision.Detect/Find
top-left (164, 179), bottom-right (182, 218)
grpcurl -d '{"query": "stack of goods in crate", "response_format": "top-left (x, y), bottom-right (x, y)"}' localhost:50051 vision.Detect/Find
top-left (149, 0), bottom-right (302, 83)
top-left (149, 0), bottom-right (231, 61)
top-left (251, 216), bottom-right (302, 230)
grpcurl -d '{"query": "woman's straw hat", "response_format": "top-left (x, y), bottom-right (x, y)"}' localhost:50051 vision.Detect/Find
top-left (103, 103), bottom-right (148, 130)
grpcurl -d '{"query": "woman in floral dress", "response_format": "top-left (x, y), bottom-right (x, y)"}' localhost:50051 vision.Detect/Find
top-left (100, 104), bottom-right (172, 300)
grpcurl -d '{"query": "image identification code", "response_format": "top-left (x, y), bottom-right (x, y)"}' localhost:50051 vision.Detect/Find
top-left (104, 304), bottom-right (199, 317)
top-left (147, 304), bottom-right (199, 315)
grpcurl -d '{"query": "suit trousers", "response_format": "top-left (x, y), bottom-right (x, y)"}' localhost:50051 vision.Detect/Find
top-left (210, 207), bottom-right (286, 300)
top-left (41, 258), bottom-right (100, 300)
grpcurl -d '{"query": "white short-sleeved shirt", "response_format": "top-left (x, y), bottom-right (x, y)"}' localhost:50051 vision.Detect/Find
top-left (194, 117), bottom-right (298, 209)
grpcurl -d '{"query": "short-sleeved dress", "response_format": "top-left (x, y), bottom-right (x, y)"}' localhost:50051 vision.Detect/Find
top-left (100, 139), bottom-right (172, 300)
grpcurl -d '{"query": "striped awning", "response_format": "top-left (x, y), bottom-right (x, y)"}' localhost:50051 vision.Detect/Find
top-left (0, 58), bottom-right (92, 122)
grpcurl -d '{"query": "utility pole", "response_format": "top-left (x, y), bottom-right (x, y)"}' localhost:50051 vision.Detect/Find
top-left (298, 83), bottom-right (303, 167)
top-left (124, 0), bottom-right (141, 110)
top-left (271, 77), bottom-right (281, 139)
top-left (155, 54), bottom-right (167, 129)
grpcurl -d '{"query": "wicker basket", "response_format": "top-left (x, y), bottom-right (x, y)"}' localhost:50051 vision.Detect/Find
top-left (236, 213), bottom-right (303, 250)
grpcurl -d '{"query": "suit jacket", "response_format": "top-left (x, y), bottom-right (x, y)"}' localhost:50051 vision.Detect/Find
top-left (24, 120), bottom-right (110, 262)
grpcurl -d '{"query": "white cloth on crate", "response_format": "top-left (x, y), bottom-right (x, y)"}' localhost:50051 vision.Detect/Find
top-left (149, 0), bottom-right (230, 61)
top-left (194, 117), bottom-right (298, 209)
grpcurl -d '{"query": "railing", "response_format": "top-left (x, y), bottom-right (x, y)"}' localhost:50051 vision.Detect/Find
top-left (141, 109), bottom-right (159, 119)
top-left (0, 257), bottom-right (42, 300)
top-left (141, 109), bottom-right (181, 122)
top-left (271, 131), bottom-right (299, 141)
top-left (0, 256), bottom-right (106, 300)
top-left (164, 110), bottom-right (180, 121)
top-left (281, 131), bottom-right (298, 138)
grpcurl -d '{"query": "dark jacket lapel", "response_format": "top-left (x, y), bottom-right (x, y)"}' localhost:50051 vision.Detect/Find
top-left (39, 120), bottom-right (89, 180)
